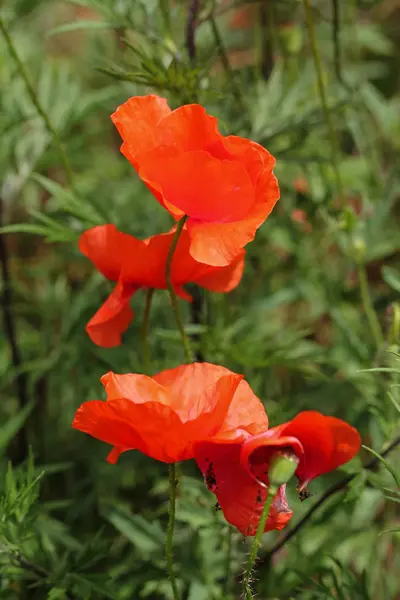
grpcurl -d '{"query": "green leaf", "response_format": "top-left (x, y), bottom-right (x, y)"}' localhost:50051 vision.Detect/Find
top-left (0, 402), bottom-right (34, 454)
top-left (382, 266), bottom-right (400, 293)
top-left (47, 21), bottom-right (114, 37)
top-left (362, 445), bottom-right (400, 487)
top-left (102, 506), bottom-right (164, 554)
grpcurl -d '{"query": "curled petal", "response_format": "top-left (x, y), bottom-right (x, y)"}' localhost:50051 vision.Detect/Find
top-left (241, 412), bottom-right (361, 488)
top-left (79, 225), bottom-right (141, 281)
top-left (212, 379), bottom-right (269, 442)
top-left (195, 250), bottom-right (245, 293)
top-left (279, 411), bottom-right (361, 486)
top-left (195, 441), bottom-right (292, 536)
top-left (86, 282), bottom-right (136, 348)
top-left (187, 217), bottom-right (258, 267)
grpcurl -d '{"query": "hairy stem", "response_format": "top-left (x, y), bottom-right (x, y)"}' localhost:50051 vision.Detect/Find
top-left (165, 216), bottom-right (193, 363)
top-left (242, 486), bottom-right (278, 599)
top-left (358, 265), bottom-right (384, 349)
top-left (140, 288), bottom-right (154, 374)
top-left (166, 464), bottom-right (180, 600)
top-left (0, 18), bottom-right (74, 188)
top-left (303, 0), bottom-right (344, 199)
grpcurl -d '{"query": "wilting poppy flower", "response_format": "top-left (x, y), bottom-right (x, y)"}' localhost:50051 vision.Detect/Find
top-left (72, 362), bottom-right (268, 464)
top-left (195, 411), bottom-right (360, 535)
top-left (111, 95), bottom-right (279, 267)
top-left (79, 224), bottom-right (244, 347)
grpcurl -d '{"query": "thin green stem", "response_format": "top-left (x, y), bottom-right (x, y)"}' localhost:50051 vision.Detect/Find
top-left (166, 463), bottom-right (180, 600)
top-left (358, 266), bottom-right (384, 349)
top-left (242, 485), bottom-right (278, 599)
top-left (165, 216), bottom-right (194, 363)
top-left (303, 0), bottom-right (344, 199)
top-left (0, 18), bottom-right (74, 188)
top-left (224, 526), bottom-right (233, 596)
top-left (140, 288), bottom-right (154, 374)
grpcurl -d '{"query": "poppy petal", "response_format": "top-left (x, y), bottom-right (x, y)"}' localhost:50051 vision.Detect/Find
top-left (194, 250), bottom-right (245, 293)
top-left (213, 379), bottom-right (269, 441)
top-left (101, 371), bottom-right (169, 405)
top-left (111, 95), bottom-right (171, 166)
top-left (279, 411), bottom-right (361, 486)
top-left (195, 441), bottom-right (293, 536)
top-left (73, 397), bottom-right (186, 463)
top-left (222, 136), bottom-right (275, 185)
top-left (241, 412), bottom-right (360, 489)
top-left (139, 150), bottom-right (255, 223)
top-left (157, 104), bottom-right (223, 152)
top-left (152, 363), bottom-right (243, 439)
top-left (187, 217), bottom-right (257, 267)
top-left (86, 282), bottom-right (136, 348)
top-left (72, 399), bottom-right (141, 450)
top-left (79, 224), bottom-right (141, 281)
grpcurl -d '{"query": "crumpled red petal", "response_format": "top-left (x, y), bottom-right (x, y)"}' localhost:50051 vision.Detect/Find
top-left (194, 441), bottom-right (293, 536)
top-left (241, 411), bottom-right (361, 489)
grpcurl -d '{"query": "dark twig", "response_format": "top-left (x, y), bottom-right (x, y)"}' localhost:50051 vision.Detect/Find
top-left (209, 13), bottom-right (248, 116)
top-left (186, 0), bottom-right (199, 62)
top-left (267, 435), bottom-right (400, 557)
top-left (332, 0), bottom-right (342, 83)
top-left (0, 200), bottom-right (29, 463)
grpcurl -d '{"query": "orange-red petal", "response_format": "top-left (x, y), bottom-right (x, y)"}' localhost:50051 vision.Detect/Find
top-left (139, 150), bottom-right (256, 223)
top-left (152, 363), bottom-right (243, 438)
top-left (86, 281), bottom-right (136, 348)
top-left (79, 224), bottom-right (143, 281)
top-left (279, 411), bottom-right (361, 486)
top-left (211, 379), bottom-right (269, 442)
top-left (111, 95), bottom-right (171, 167)
top-left (156, 104), bottom-right (223, 152)
top-left (186, 169), bottom-right (280, 266)
top-left (195, 441), bottom-right (293, 536)
top-left (195, 250), bottom-right (245, 293)
top-left (241, 412), bottom-right (361, 489)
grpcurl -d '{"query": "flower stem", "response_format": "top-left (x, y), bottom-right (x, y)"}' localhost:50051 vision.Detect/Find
top-left (303, 0), bottom-right (344, 199)
top-left (165, 216), bottom-right (194, 363)
top-left (358, 265), bottom-right (384, 349)
top-left (224, 526), bottom-right (233, 596)
top-left (242, 485), bottom-right (278, 599)
top-left (0, 17), bottom-right (74, 189)
top-left (166, 463), bottom-right (180, 600)
top-left (140, 288), bottom-right (154, 374)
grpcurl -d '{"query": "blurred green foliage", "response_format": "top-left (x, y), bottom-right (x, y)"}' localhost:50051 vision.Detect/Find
top-left (0, 0), bottom-right (399, 598)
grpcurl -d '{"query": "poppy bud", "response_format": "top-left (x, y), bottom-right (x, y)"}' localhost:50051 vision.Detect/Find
top-left (268, 450), bottom-right (300, 488)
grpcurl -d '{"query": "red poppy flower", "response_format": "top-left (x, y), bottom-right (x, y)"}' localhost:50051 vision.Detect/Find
top-left (195, 411), bottom-right (360, 535)
top-left (111, 95), bottom-right (280, 267)
top-left (72, 363), bottom-right (267, 464)
top-left (79, 224), bottom-right (244, 347)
